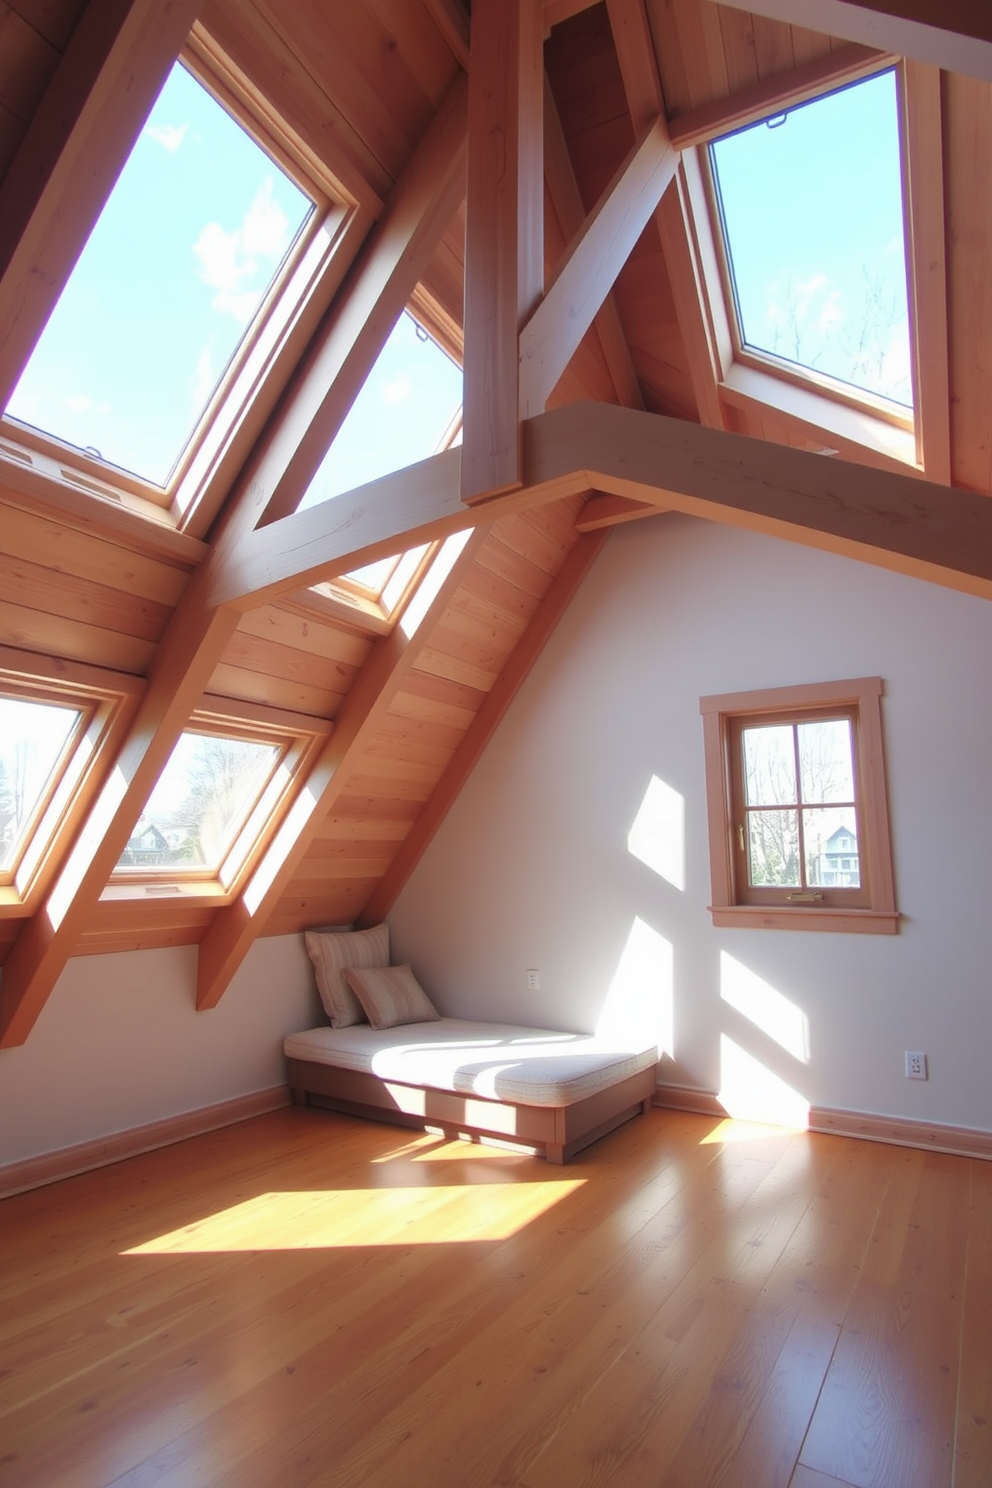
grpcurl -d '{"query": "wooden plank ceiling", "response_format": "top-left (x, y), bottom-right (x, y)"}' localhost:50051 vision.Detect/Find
top-left (0, 0), bottom-right (988, 1043)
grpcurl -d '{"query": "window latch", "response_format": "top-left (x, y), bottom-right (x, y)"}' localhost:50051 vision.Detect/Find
top-left (786, 890), bottom-right (823, 903)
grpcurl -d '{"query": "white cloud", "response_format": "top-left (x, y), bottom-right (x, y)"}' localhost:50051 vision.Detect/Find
top-left (817, 288), bottom-right (844, 331)
top-left (65, 394), bottom-right (90, 413)
top-left (146, 122), bottom-right (188, 155)
top-left (382, 373), bottom-right (412, 406)
top-left (192, 179), bottom-right (291, 324)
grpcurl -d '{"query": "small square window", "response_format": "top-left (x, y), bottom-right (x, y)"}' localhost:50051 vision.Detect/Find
top-left (700, 678), bottom-right (898, 933)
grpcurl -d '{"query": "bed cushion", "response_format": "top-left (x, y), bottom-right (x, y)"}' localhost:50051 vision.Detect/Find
top-left (284, 1018), bottom-right (658, 1108)
top-left (343, 963), bottom-right (440, 1030)
top-left (304, 923), bottom-right (389, 1028)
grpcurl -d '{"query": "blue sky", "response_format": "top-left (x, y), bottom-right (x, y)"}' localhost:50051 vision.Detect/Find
top-left (4, 62), bottom-right (463, 498)
top-left (711, 69), bottom-right (912, 408)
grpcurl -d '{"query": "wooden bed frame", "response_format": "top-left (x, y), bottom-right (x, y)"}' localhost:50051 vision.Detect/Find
top-left (286, 1056), bottom-right (657, 1164)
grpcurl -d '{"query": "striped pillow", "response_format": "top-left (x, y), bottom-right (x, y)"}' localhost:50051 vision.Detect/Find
top-left (343, 963), bottom-right (440, 1030)
top-left (304, 923), bottom-right (389, 1027)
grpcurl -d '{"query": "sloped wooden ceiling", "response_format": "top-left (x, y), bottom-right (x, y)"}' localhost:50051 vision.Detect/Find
top-left (0, 0), bottom-right (990, 1044)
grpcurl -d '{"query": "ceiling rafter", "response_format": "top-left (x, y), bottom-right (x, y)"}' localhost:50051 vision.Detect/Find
top-left (718, 0), bottom-right (992, 82)
top-left (196, 528), bottom-right (494, 1010)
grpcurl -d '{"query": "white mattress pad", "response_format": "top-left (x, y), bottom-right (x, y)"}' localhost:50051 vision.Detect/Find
top-left (284, 1018), bottom-right (658, 1108)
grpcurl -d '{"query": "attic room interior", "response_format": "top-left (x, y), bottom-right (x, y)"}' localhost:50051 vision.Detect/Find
top-left (2, 0), bottom-right (991, 1483)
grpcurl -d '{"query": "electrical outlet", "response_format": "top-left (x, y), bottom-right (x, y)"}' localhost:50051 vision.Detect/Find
top-left (905, 1050), bottom-right (928, 1080)
top-left (526, 968), bottom-right (540, 991)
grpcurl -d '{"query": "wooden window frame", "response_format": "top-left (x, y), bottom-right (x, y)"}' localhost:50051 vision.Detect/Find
top-left (684, 55), bottom-right (948, 481)
top-left (103, 696), bottom-right (330, 906)
top-left (700, 677), bottom-right (899, 934)
top-left (0, 38), bottom-right (356, 532)
top-left (0, 650), bottom-right (143, 914)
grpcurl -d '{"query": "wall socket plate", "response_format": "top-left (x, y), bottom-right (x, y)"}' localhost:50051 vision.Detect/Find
top-left (905, 1050), bottom-right (928, 1080)
top-left (525, 968), bottom-right (540, 991)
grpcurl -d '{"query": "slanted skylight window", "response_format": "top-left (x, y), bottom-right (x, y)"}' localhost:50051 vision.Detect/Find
top-left (5, 62), bottom-right (312, 487)
top-left (0, 697), bottom-right (83, 879)
top-left (709, 70), bottom-right (912, 411)
top-left (300, 311), bottom-right (462, 510)
top-left (116, 730), bottom-right (282, 876)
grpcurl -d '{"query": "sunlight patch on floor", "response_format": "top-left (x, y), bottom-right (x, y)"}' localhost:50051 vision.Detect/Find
top-left (699, 1117), bottom-right (807, 1145)
top-left (122, 1179), bottom-right (585, 1252)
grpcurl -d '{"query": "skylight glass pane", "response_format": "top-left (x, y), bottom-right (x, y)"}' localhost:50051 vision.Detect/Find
top-left (300, 312), bottom-right (462, 510)
top-left (0, 698), bottom-right (81, 873)
top-left (5, 63), bottom-right (311, 486)
top-left (710, 71), bottom-right (912, 408)
top-left (118, 732), bottom-right (280, 873)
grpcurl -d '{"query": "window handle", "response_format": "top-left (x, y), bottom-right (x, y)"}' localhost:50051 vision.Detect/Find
top-left (786, 890), bottom-right (823, 903)
top-left (737, 824), bottom-right (745, 851)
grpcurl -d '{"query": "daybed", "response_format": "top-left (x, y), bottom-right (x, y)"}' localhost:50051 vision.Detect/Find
top-left (287, 924), bottom-right (658, 1163)
top-left (284, 1018), bottom-right (659, 1164)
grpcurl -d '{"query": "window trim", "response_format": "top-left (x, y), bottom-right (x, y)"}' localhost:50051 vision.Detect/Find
top-left (680, 55), bottom-right (947, 480)
top-left (699, 677), bottom-right (898, 934)
top-left (104, 696), bottom-right (330, 905)
top-left (0, 649), bottom-right (143, 913)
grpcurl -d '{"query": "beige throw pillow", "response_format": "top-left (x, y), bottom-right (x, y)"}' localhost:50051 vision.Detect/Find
top-left (342, 963), bottom-right (440, 1030)
top-left (304, 924), bottom-right (389, 1027)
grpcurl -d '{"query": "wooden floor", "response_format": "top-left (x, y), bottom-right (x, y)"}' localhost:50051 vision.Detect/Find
top-left (2, 1107), bottom-right (990, 1488)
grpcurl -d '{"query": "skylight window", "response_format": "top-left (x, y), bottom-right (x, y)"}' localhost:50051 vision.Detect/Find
top-left (116, 730), bottom-right (282, 875)
top-left (0, 697), bottom-right (83, 879)
top-left (300, 311), bottom-right (462, 510)
top-left (5, 61), bottom-right (312, 487)
top-left (709, 70), bottom-right (912, 411)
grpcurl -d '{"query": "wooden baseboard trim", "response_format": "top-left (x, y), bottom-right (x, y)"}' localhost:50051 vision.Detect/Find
top-left (808, 1105), bottom-right (992, 1161)
top-left (652, 1084), bottom-right (992, 1161)
top-left (652, 1084), bottom-right (728, 1118)
top-left (0, 1085), bottom-right (292, 1199)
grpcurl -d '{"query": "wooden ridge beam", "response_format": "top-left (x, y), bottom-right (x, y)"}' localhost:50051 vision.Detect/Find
top-left (575, 494), bottom-right (661, 530)
top-left (461, 0), bottom-right (544, 499)
top-left (717, 0), bottom-right (992, 82)
top-left (0, 0), bottom-right (203, 408)
top-left (359, 527), bottom-right (610, 927)
top-left (524, 402), bottom-right (992, 600)
top-left (195, 530), bottom-right (492, 1009)
top-left (519, 117), bottom-right (677, 417)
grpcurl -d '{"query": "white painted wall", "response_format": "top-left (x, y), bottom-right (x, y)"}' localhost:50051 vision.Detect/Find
top-left (391, 514), bottom-right (992, 1133)
top-left (0, 933), bottom-right (320, 1164)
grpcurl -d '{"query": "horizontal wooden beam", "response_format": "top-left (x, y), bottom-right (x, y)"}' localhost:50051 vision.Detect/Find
top-left (519, 117), bottom-right (677, 415)
top-left (523, 402), bottom-right (992, 600)
top-left (717, 0), bottom-right (992, 82)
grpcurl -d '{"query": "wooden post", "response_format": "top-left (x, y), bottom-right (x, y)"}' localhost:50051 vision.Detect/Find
top-left (461, 0), bottom-right (544, 500)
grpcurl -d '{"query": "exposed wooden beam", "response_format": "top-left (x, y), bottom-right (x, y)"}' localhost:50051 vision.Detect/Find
top-left (667, 43), bottom-right (896, 149)
top-left (520, 118), bottom-right (676, 416)
top-left (227, 70), bottom-right (469, 532)
top-left (461, 0), bottom-right (544, 499)
top-left (542, 73), bottom-right (643, 410)
top-left (717, 0), bottom-right (992, 82)
top-left (0, 574), bottom-right (239, 1047)
top-left (358, 527), bottom-right (610, 927)
top-left (901, 60), bottom-right (952, 483)
top-left (604, 0), bottom-right (727, 429)
top-left (575, 493), bottom-right (661, 530)
top-left (195, 530), bottom-right (492, 1009)
top-left (422, 0), bottom-right (470, 69)
top-left (0, 0), bottom-right (203, 408)
top-left (523, 401), bottom-right (992, 600)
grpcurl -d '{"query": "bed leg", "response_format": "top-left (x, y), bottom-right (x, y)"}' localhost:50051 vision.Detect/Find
top-left (292, 1086), bottom-right (308, 1107)
top-left (545, 1142), bottom-right (565, 1165)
